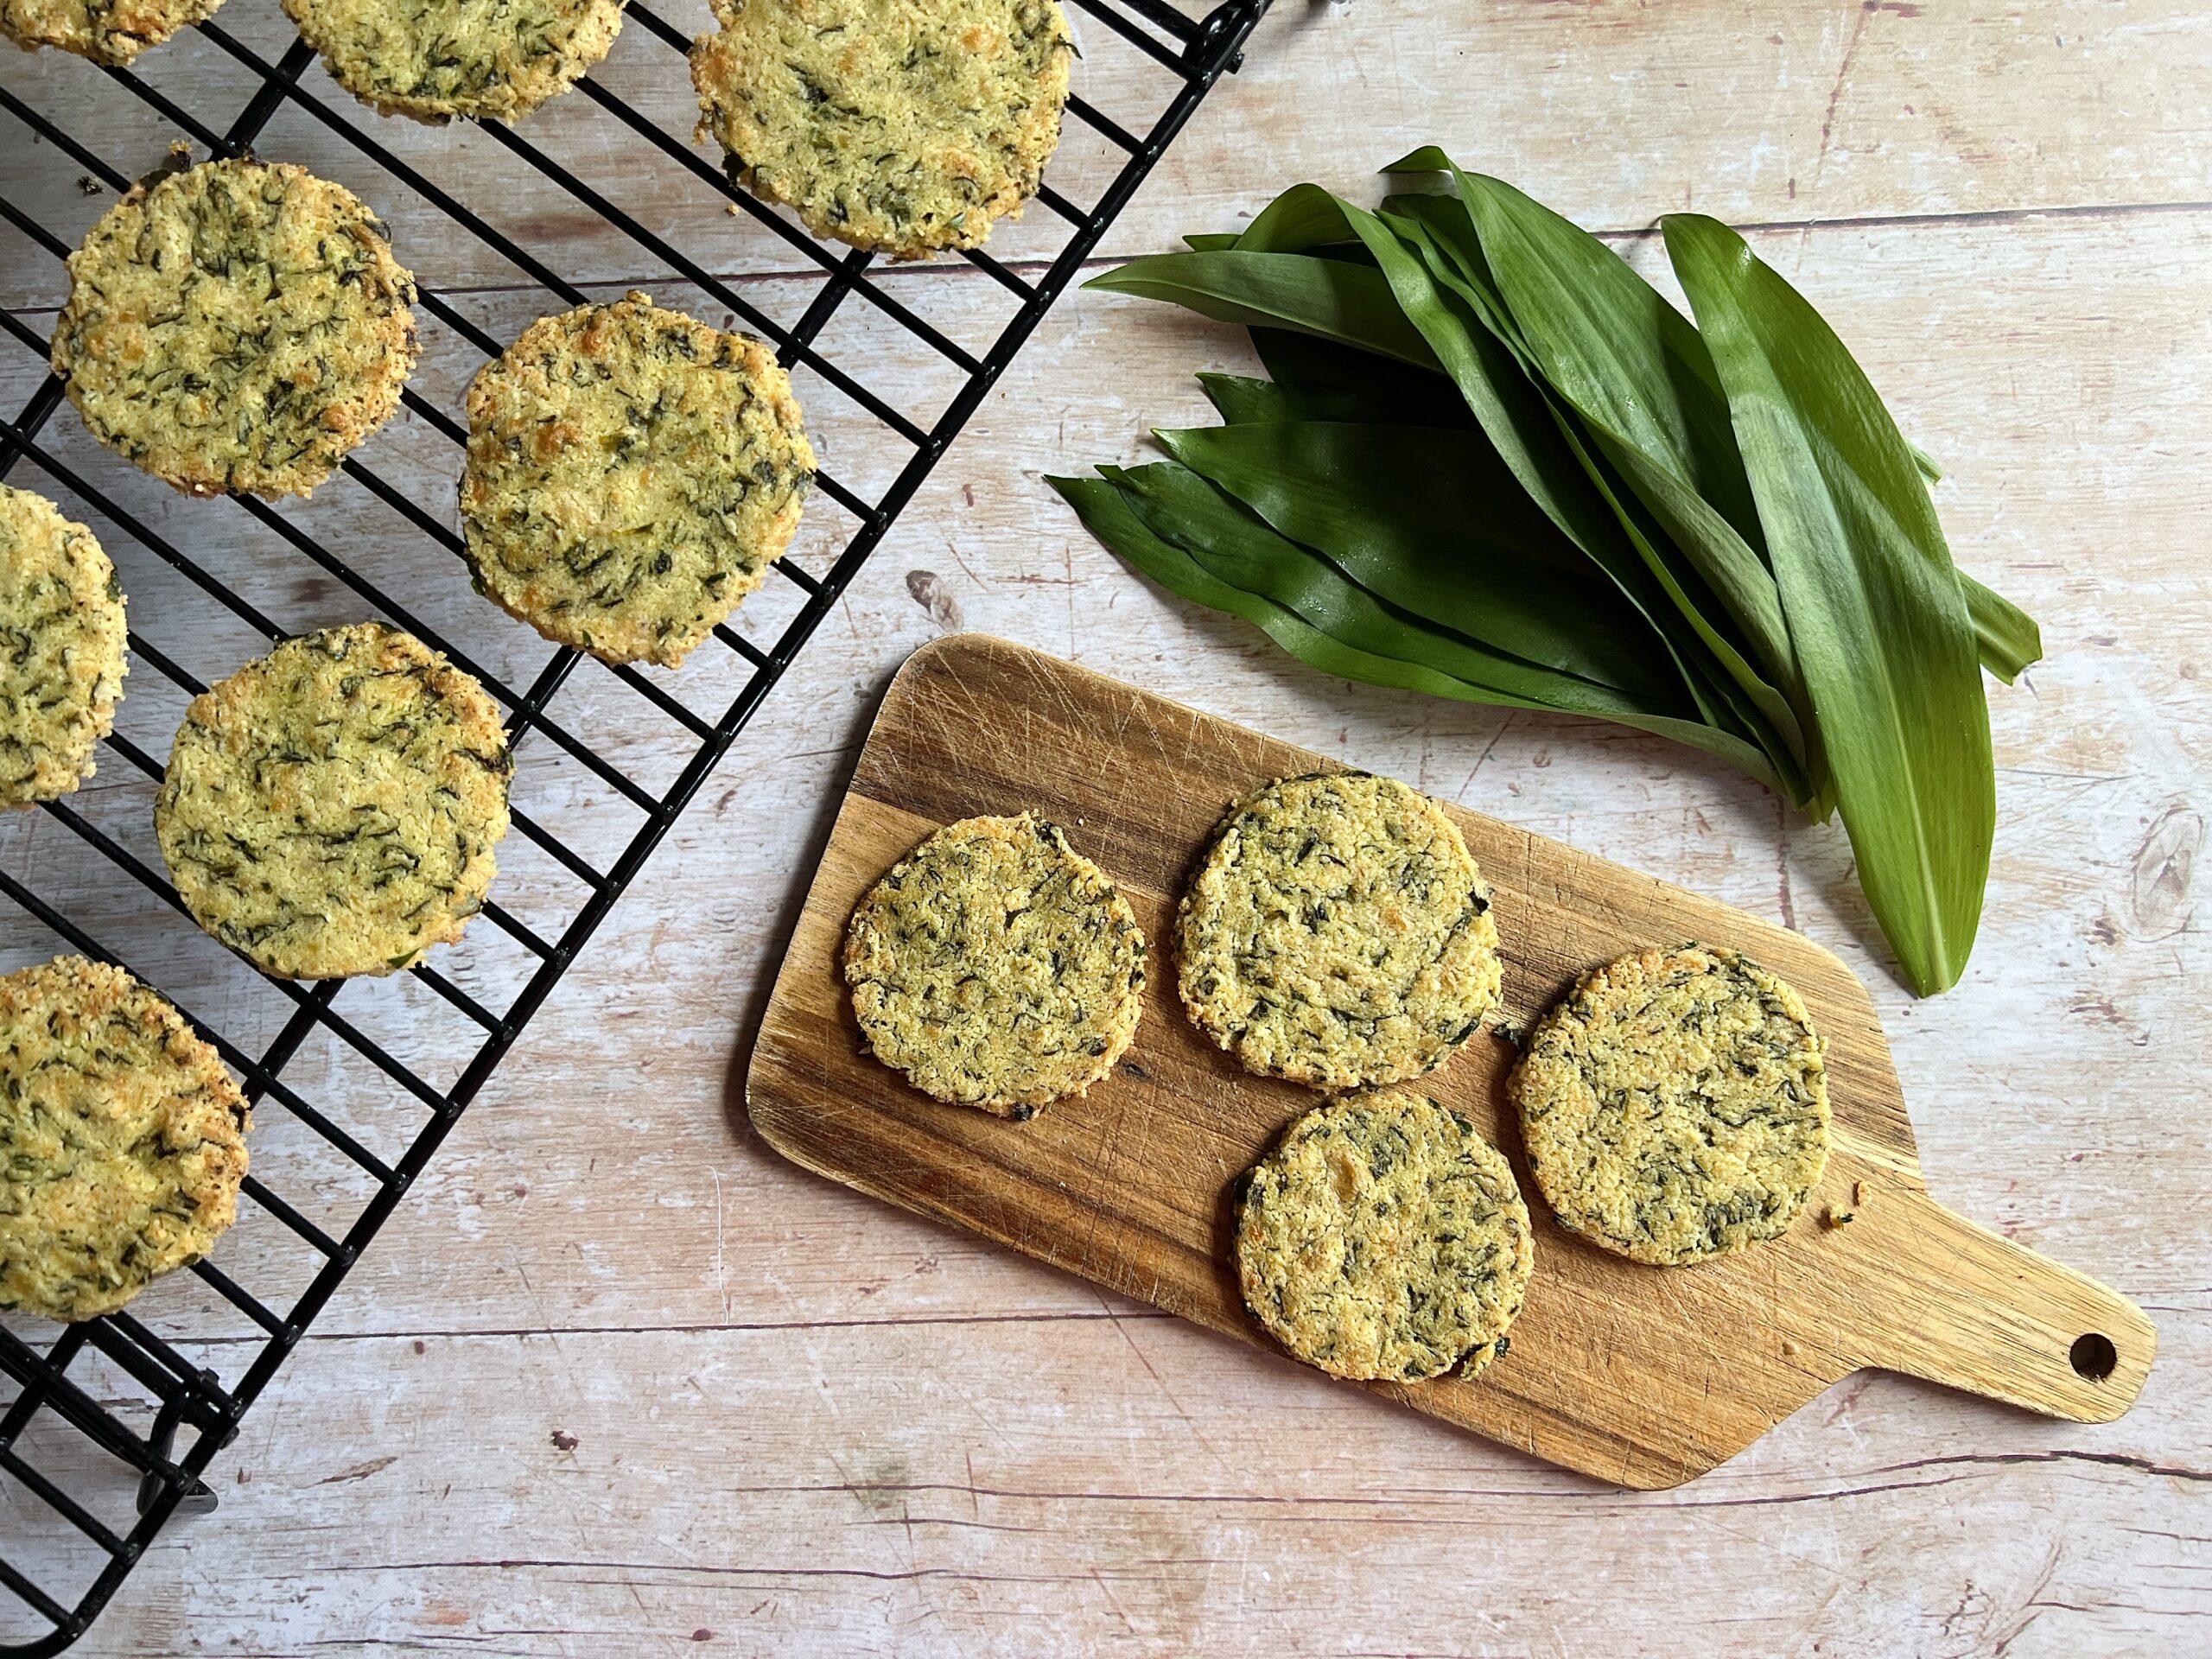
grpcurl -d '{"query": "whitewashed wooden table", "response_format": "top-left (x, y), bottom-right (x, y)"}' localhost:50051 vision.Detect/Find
top-left (3, 1), bottom-right (2209, 1652)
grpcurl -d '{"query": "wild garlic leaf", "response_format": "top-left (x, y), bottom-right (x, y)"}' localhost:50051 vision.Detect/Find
top-left (1154, 421), bottom-right (1683, 701)
top-left (1116, 461), bottom-right (1781, 784)
top-left (1085, 251), bottom-right (1436, 368)
top-left (1112, 462), bottom-right (1634, 710)
top-left (1458, 170), bottom-right (1764, 541)
top-left (1379, 198), bottom-right (1815, 797)
top-left (1198, 369), bottom-right (1477, 432)
top-left (1219, 334), bottom-right (1482, 430)
top-left (1962, 572), bottom-right (2044, 683)
top-left (1047, 473), bottom-right (1552, 708)
top-left (1665, 213), bottom-right (1993, 995)
top-left (1058, 469), bottom-right (1783, 791)
top-left (1231, 181), bottom-right (1363, 253)
top-left (1449, 169), bottom-right (1808, 713)
top-left (1332, 202), bottom-right (1721, 706)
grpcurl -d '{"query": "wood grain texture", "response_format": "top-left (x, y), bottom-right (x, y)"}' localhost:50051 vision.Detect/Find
top-left (748, 635), bottom-right (2152, 1489)
top-left (3, 0), bottom-right (2208, 1649)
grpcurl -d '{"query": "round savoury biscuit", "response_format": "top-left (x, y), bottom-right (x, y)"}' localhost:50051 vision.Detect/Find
top-left (1, 485), bottom-right (128, 809)
top-left (1511, 943), bottom-right (1830, 1266)
top-left (461, 292), bottom-right (814, 669)
top-left (1, 0), bottom-right (225, 65)
top-left (0, 955), bottom-right (250, 1323)
top-left (1235, 1090), bottom-right (1532, 1382)
top-left (283, 0), bottom-right (625, 124)
top-left (844, 811), bottom-right (1145, 1116)
top-left (1178, 772), bottom-right (1503, 1091)
top-left (156, 623), bottom-right (512, 981)
top-left (692, 0), bottom-right (1073, 260)
top-left (52, 156), bottom-right (418, 499)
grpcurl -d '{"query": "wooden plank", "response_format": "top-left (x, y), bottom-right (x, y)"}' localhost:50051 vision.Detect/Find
top-left (0, 8), bottom-right (2205, 1647)
top-left (2, 2), bottom-right (2209, 306)
top-left (4, 1316), bottom-right (2204, 1656)
top-left (747, 635), bottom-right (2152, 1489)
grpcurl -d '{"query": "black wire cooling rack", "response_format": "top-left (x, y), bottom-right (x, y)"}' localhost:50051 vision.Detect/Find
top-left (0, 0), bottom-right (1269, 1646)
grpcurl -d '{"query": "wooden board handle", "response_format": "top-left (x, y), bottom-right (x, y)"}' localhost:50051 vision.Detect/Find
top-left (1850, 1190), bottom-right (2154, 1421)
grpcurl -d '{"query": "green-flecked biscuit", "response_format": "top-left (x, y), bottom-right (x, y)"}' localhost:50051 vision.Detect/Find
top-left (1177, 771), bottom-right (1503, 1091)
top-left (691, 0), bottom-right (1073, 260)
top-left (0, 485), bottom-right (128, 809)
top-left (52, 155), bottom-right (418, 500)
top-left (461, 292), bottom-right (815, 669)
top-left (283, 0), bottom-right (626, 124)
top-left (844, 811), bottom-right (1146, 1116)
top-left (1235, 1090), bottom-right (1533, 1382)
top-left (0, 0), bottom-right (225, 65)
top-left (0, 954), bottom-right (251, 1322)
top-left (155, 623), bottom-right (512, 981)
top-left (1511, 942), bottom-right (1830, 1266)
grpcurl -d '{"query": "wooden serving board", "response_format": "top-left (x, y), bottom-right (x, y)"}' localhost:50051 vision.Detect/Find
top-left (746, 634), bottom-right (2153, 1489)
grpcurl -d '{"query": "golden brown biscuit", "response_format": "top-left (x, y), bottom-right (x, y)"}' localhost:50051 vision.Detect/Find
top-left (461, 292), bottom-right (814, 668)
top-left (52, 156), bottom-right (418, 499)
top-left (156, 623), bottom-right (512, 979)
top-left (283, 0), bottom-right (626, 124)
top-left (1235, 1090), bottom-right (1533, 1382)
top-left (692, 0), bottom-right (1073, 258)
top-left (0, 955), bottom-right (250, 1322)
top-left (844, 811), bottom-right (1145, 1116)
top-left (1511, 943), bottom-right (1830, 1265)
top-left (0, 484), bottom-right (127, 808)
top-left (1, 0), bottom-right (225, 66)
top-left (1178, 772), bottom-right (1503, 1090)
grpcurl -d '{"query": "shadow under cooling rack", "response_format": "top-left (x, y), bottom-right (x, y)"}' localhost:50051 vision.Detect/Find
top-left (0, 0), bottom-right (1271, 1648)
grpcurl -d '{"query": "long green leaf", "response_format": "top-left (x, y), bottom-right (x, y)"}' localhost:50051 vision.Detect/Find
top-left (1378, 201), bottom-right (1815, 793)
top-left (1447, 170), bottom-right (1809, 702)
top-left (1179, 198), bottom-right (2024, 696)
top-left (1085, 251), bottom-right (1438, 369)
top-left (1329, 204), bottom-right (1727, 708)
top-left (1460, 173), bottom-right (1764, 537)
top-left (1154, 421), bottom-right (1681, 701)
top-left (1053, 470), bottom-right (1783, 790)
top-left (1219, 341), bottom-right (1480, 430)
top-left (1047, 474), bottom-right (1553, 709)
top-left (1235, 280), bottom-right (2028, 712)
top-left (1665, 213), bottom-right (1994, 994)
top-left (1233, 181), bottom-right (1363, 254)
top-left (1962, 572), bottom-right (2043, 683)
top-left (1198, 371), bottom-right (1459, 429)
top-left (1110, 463), bottom-right (1661, 714)
top-left (1212, 216), bottom-right (1804, 789)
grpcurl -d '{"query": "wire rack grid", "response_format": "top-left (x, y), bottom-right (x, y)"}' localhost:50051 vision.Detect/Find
top-left (0, 0), bottom-right (1270, 1648)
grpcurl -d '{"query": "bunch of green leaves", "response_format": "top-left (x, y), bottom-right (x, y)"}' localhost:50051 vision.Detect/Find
top-left (1047, 153), bottom-right (2040, 995)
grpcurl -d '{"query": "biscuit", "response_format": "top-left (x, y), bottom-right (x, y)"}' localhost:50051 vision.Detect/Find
top-left (283, 0), bottom-right (625, 124)
top-left (0, 485), bottom-right (128, 809)
top-left (1177, 772), bottom-right (1503, 1090)
top-left (155, 623), bottom-right (512, 980)
top-left (52, 156), bottom-right (418, 499)
top-left (1235, 1090), bottom-right (1532, 1382)
top-left (461, 292), bottom-right (814, 668)
top-left (844, 811), bottom-right (1145, 1116)
top-left (0, 0), bottom-right (224, 65)
top-left (692, 0), bottom-right (1073, 259)
top-left (1511, 943), bottom-right (1830, 1265)
top-left (0, 955), bottom-right (250, 1322)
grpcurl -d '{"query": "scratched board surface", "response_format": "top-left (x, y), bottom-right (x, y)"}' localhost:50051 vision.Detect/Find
top-left (747, 634), bottom-right (2152, 1488)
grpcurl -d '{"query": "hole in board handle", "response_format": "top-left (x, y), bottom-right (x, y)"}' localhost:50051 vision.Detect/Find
top-left (2070, 1332), bottom-right (2119, 1381)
